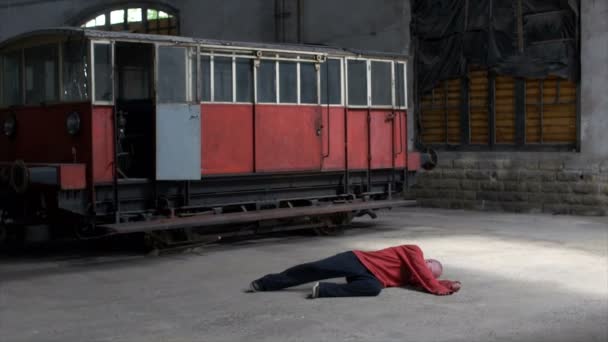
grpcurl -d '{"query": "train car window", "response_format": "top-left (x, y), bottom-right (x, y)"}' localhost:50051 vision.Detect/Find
top-left (24, 44), bottom-right (58, 104)
top-left (321, 59), bottom-right (341, 105)
top-left (236, 58), bottom-right (253, 103)
top-left (62, 41), bottom-right (88, 102)
top-left (1, 52), bottom-right (23, 106)
top-left (279, 61), bottom-right (297, 103)
top-left (257, 60), bottom-right (276, 103)
top-left (200, 55), bottom-right (211, 101)
top-left (93, 44), bottom-right (113, 102)
top-left (371, 61), bottom-right (392, 106)
top-left (157, 46), bottom-right (186, 102)
top-left (300, 62), bottom-right (318, 104)
top-left (116, 43), bottom-right (151, 101)
top-left (395, 62), bottom-right (406, 108)
top-left (348, 60), bottom-right (368, 106)
top-left (214, 56), bottom-right (233, 102)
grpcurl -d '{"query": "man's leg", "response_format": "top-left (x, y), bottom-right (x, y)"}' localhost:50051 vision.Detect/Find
top-left (318, 274), bottom-right (383, 298)
top-left (254, 251), bottom-right (366, 291)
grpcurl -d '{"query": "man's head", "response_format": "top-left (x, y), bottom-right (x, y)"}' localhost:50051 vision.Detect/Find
top-left (425, 259), bottom-right (443, 278)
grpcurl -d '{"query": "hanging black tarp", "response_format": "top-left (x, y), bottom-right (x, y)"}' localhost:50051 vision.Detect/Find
top-left (412, 0), bottom-right (580, 94)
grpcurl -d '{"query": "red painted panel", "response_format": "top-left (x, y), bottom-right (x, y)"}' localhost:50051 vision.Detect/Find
top-left (370, 110), bottom-right (394, 169)
top-left (0, 103), bottom-right (92, 164)
top-left (91, 106), bottom-right (115, 183)
top-left (59, 164), bottom-right (87, 190)
top-left (255, 105), bottom-right (322, 173)
top-left (321, 107), bottom-right (346, 171)
top-left (202, 104), bottom-right (254, 175)
top-left (347, 109), bottom-right (369, 170)
top-left (393, 111), bottom-right (408, 169)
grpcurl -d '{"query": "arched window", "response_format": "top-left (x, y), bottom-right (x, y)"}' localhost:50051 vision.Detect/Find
top-left (78, 4), bottom-right (179, 35)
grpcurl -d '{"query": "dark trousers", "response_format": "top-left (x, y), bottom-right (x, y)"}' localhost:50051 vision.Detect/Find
top-left (255, 251), bottom-right (383, 298)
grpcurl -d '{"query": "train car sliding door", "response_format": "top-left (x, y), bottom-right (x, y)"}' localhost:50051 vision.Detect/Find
top-left (155, 46), bottom-right (201, 181)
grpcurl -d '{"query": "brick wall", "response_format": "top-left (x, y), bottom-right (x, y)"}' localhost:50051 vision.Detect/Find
top-left (413, 156), bottom-right (608, 216)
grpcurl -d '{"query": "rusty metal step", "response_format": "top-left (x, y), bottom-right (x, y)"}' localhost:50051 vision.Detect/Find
top-left (100, 199), bottom-right (416, 235)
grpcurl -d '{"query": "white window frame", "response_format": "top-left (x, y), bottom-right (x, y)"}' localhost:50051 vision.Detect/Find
top-left (319, 57), bottom-right (345, 107)
top-left (278, 57), bottom-right (299, 105)
top-left (90, 40), bottom-right (114, 106)
top-left (298, 57), bottom-right (321, 106)
top-left (395, 60), bottom-right (408, 110)
top-left (186, 46), bottom-right (198, 103)
top-left (255, 56), bottom-right (279, 105)
top-left (154, 43), bottom-right (192, 104)
top-left (210, 52), bottom-right (235, 104)
top-left (345, 57), bottom-right (370, 108)
top-left (369, 58), bottom-right (394, 109)
top-left (234, 54), bottom-right (255, 104)
top-left (197, 48), bottom-right (331, 107)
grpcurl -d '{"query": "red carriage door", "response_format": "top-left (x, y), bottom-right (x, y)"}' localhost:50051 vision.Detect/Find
top-left (155, 46), bottom-right (201, 180)
top-left (254, 59), bottom-right (323, 173)
top-left (369, 60), bottom-right (405, 170)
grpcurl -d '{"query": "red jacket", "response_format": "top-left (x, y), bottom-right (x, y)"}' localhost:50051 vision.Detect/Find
top-left (354, 245), bottom-right (460, 296)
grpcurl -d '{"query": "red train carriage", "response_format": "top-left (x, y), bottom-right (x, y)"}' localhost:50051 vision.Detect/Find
top-left (0, 28), bottom-right (435, 245)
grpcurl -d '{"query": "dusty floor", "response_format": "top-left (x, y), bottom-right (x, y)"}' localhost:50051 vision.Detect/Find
top-left (1, 208), bottom-right (607, 342)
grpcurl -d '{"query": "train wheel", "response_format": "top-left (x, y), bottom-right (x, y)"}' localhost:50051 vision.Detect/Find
top-left (314, 225), bottom-right (345, 236)
top-left (314, 212), bottom-right (353, 236)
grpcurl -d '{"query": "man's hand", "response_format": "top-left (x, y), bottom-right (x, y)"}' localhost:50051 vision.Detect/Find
top-left (450, 281), bottom-right (462, 292)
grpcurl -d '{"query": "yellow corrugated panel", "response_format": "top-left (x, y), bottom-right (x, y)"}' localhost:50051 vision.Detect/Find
top-left (446, 79), bottom-right (461, 144)
top-left (525, 77), bottom-right (576, 144)
top-left (469, 70), bottom-right (489, 144)
top-left (421, 79), bottom-right (462, 145)
top-left (495, 75), bottom-right (516, 144)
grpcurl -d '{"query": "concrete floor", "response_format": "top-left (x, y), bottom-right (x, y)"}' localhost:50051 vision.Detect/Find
top-left (1, 208), bottom-right (607, 342)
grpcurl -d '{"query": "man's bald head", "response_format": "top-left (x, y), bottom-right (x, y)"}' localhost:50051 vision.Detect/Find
top-left (425, 259), bottom-right (443, 279)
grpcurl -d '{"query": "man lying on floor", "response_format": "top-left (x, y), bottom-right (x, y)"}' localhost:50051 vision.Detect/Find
top-left (248, 245), bottom-right (461, 299)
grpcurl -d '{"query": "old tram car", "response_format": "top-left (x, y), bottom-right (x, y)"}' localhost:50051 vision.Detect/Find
top-left (0, 29), bottom-right (433, 245)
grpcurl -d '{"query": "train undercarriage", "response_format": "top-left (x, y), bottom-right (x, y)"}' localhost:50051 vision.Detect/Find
top-left (0, 168), bottom-right (418, 247)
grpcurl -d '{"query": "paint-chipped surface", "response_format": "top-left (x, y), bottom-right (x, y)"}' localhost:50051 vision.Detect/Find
top-left (1, 208), bottom-right (607, 342)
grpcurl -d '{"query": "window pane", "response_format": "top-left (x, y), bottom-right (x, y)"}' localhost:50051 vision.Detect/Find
top-left (348, 60), bottom-right (368, 106)
top-left (236, 58), bottom-right (253, 103)
top-left (116, 44), bottom-right (151, 101)
top-left (214, 56), bottom-right (233, 102)
top-left (371, 61), bottom-right (391, 106)
top-left (147, 9), bottom-right (158, 20)
top-left (25, 44), bottom-right (58, 104)
top-left (111, 10), bottom-right (124, 24)
top-left (395, 63), bottom-right (406, 107)
top-left (321, 59), bottom-right (341, 105)
top-left (85, 19), bottom-right (96, 28)
top-left (95, 14), bottom-right (106, 26)
top-left (63, 41), bottom-right (88, 102)
top-left (300, 62), bottom-right (317, 104)
top-left (257, 60), bottom-right (276, 103)
top-left (127, 8), bottom-right (142, 23)
top-left (1, 51), bottom-right (22, 106)
top-left (200, 55), bottom-right (211, 101)
top-left (279, 61), bottom-right (297, 103)
top-left (93, 44), bottom-right (113, 102)
top-left (159, 11), bottom-right (169, 19)
top-left (157, 46), bottom-right (186, 102)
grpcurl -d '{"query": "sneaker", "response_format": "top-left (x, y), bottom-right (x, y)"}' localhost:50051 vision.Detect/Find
top-left (309, 282), bottom-right (320, 299)
top-left (249, 281), bottom-right (262, 292)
